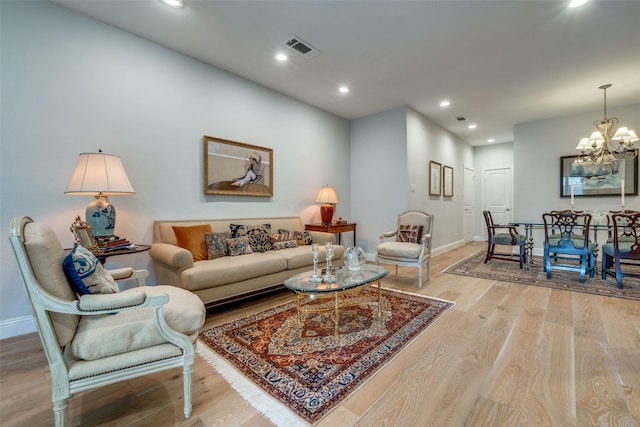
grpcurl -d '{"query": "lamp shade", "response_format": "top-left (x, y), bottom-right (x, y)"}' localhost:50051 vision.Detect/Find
top-left (65, 152), bottom-right (135, 195)
top-left (65, 152), bottom-right (134, 237)
top-left (315, 186), bottom-right (339, 204)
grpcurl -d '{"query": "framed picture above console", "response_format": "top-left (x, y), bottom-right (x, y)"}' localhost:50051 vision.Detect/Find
top-left (203, 135), bottom-right (273, 197)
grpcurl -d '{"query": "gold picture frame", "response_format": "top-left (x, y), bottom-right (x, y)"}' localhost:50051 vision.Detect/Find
top-left (203, 135), bottom-right (273, 197)
top-left (429, 161), bottom-right (442, 196)
top-left (443, 165), bottom-right (454, 197)
top-left (69, 216), bottom-right (101, 255)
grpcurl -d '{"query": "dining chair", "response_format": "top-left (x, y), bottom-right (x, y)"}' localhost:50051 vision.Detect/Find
top-left (8, 216), bottom-right (206, 426)
top-left (375, 210), bottom-right (433, 288)
top-left (601, 210), bottom-right (640, 288)
top-left (542, 210), bottom-right (595, 283)
top-left (482, 210), bottom-right (527, 269)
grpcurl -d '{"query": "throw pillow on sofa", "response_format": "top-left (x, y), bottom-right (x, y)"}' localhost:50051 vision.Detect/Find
top-left (276, 229), bottom-right (313, 246)
top-left (272, 240), bottom-right (297, 250)
top-left (226, 236), bottom-right (254, 256)
top-left (205, 231), bottom-right (231, 259)
top-left (229, 224), bottom-right (272, 253)
top-left (172, 224), bottom-right (213, 261)
top-left (63, 245), bottom-right (119, 295)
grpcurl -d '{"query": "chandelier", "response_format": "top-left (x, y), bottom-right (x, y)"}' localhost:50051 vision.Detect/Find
top-left (575, 84), bottom-right (638, 166)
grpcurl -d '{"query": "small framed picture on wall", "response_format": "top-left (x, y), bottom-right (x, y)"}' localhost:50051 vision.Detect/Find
top-left (443, 165), bottom-right (454, 197)
top-left (429, 161), bottom-right (442, 196)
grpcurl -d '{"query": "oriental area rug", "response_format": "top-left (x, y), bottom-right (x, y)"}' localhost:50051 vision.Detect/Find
top-left (445, 251), bottom-right (640, 301)
top-left (197, 288), bottom-right (455, 426)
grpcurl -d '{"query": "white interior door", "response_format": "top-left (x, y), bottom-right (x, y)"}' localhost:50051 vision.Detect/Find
top-left (463, 167), bottom-right (475, 242)
top-left (484, 167), bottom-right (513, 227)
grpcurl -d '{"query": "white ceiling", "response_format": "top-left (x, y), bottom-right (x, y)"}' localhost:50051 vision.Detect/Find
top-left (53, 0), bottom-right (640, 147)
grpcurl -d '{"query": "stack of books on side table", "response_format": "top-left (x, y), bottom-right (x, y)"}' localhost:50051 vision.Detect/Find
top-left (96, 236), bottom-right (132, 252)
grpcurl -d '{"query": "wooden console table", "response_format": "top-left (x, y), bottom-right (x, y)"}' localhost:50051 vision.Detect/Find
top-left (305, 223), bottom-right (356, 245)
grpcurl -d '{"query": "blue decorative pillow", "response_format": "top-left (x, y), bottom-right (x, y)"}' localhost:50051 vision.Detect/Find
top-left (63, 245), bottom-right (119, 295)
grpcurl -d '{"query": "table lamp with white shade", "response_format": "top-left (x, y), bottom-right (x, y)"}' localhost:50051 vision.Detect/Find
top-left (316, 185), bottom-right (339, 224)
top-left (65, 151), bottom-right (135, 237)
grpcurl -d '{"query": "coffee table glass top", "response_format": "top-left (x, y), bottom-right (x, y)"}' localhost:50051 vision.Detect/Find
top-left (284, 264), bottom-right (388, 294)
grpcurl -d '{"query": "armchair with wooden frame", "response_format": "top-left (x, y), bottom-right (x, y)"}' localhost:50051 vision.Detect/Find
top-left (8, 216), bottom-right (206, 426)
top-left (482, 210), bottom-right (527, 269)
top-left (601, 210), bottom-right (640, 289)
top-left (375, 210), bottom-right (433, 288)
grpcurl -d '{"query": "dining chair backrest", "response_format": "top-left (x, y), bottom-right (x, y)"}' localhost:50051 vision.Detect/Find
top-left (543, 210), bottom-right (592, 249)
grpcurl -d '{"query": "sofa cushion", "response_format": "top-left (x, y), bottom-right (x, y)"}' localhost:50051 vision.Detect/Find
top-left (71, 285), bottom-right (205, 360)
top-left (183, 253), bottom-right (288, 290)
top-left (205, 231), bottom-right (231, 259)
top-left (277, 229), bottom-right (312, 246)
top-left (63, 245), bottom-right (119, 295)
top-left (226, 236), bottom-right (254, 256)
top-left (172, 224), bottom-right (213, 261)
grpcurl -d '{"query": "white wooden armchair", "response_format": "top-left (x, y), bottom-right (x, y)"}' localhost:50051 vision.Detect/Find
top-left (375, 210), bottom-right (433, 288)
top-left (9, 216), bottom-right (206, 426)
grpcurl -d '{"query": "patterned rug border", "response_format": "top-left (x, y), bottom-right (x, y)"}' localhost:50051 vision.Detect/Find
top-left (444, 251), bottom-right (640, 301)
top-left (197, 287), bottom-right (455, 426)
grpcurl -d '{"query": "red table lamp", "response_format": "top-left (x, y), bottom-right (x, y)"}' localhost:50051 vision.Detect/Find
top-left (316, 185), bottom-right (339, 224)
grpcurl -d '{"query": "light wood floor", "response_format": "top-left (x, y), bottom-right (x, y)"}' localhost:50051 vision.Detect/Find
top-left (2, 242), bottom-right (639, 426)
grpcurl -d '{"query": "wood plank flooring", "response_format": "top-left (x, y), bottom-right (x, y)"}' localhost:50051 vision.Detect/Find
top-left (1, 242), bottom-right (639, 426)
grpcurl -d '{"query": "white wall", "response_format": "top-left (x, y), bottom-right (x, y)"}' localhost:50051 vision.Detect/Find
top-left (406, 108), bottom-right (474, 251)
top-left (350, 107), bottom-right (408, 256)
top-left (514, 103), bottom-right (640, 250)
top-left (0, 1), bottom-right (350, 338)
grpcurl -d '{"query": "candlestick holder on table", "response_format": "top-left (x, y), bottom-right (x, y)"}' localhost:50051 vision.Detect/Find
top-left (323, 242), bottom-right (336, 283)
top-left (310, 243), bottom-right (322, 283)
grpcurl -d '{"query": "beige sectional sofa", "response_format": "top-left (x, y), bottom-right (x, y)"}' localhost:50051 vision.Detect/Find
top-left (150, 217), bottom-right (345, 307)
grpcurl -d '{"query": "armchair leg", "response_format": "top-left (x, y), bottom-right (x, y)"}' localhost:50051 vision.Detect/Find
top-left (418, 264), bottom-right (423, 288)
top-left (183, 364), bottom-right (193, 419)
top-left (53, 398), bottom-right (68, 427)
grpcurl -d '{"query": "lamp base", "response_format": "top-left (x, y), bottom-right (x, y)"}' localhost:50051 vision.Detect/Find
top-left (86, 195), bottom-right (116, 237)
top-left (320, 204), bottom-right (334, 224)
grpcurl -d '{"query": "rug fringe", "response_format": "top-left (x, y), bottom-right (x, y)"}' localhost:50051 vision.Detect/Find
top-left (196, 340), bottom-right (311, 427)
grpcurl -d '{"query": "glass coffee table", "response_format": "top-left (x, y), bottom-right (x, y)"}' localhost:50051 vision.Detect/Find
top-left (284, 264), bottom-right (389, 336)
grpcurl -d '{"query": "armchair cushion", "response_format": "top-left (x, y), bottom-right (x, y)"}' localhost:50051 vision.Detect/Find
top-left (71, 285), bottom-right (205, 360)
top-left (397, 224), bottom-right (424, 243)
top-left (376, 241), bottom-right (423, 259)
top-left (63, 245), bottom-right (119, 295)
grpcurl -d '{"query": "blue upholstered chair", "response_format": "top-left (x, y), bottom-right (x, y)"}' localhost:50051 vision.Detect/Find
top-left (482, 210), bottom-right (527, 269)
top-left (601, 210), bottom-right (640, 288)
top-left (542, 210), bottom-right (595, 283)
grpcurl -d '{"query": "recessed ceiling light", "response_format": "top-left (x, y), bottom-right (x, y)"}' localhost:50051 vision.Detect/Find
top-left (488, 138), bottom-right (495, 143)
top-left (339, 86), bottom-right (350, 94)
top-left (275, 53), bottom-right (288, 62)
top-left (468, 124), bottom-right (477, 130)
top-left (440, 100), bottom-right (450, 108)
top-left (160, 0), bottom-right (184, 8)
top-left (568, 0), bottom-right (588, 8)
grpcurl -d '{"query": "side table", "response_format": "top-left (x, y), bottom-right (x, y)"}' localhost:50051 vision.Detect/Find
top-left (96, 244), bottom-right (151, 264)
top-left (305, 223), bottom-right (356, 246)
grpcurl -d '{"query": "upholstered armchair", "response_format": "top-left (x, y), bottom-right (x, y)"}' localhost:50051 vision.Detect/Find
top-left (375, 210), bottom-right (433, 288)
top-left (8, 216), bottom-right (206, 427)
top-left (601, 210), bottom-right (640, 288)
top-left (542, 210), bottom-right (595, 283)
top-left (482, 210), bottom-right (527, 269)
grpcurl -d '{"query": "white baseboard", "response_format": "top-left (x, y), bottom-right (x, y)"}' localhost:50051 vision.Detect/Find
top-left (0, 315), bottom-right (36, 340)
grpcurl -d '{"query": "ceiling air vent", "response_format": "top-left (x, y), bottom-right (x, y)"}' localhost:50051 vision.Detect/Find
top-left (285, 36), bottom-right (320, 58)
top-left (455, 116), bottom-right (468, 122)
